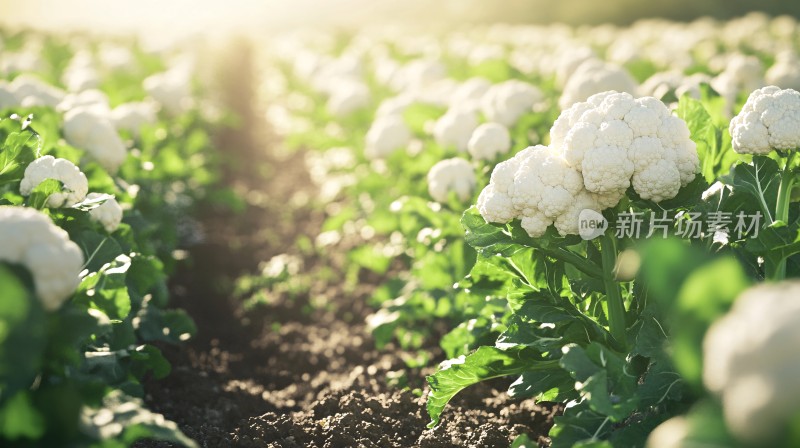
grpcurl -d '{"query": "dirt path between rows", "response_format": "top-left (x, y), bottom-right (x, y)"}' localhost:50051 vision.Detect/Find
top-left (135, 38), bottom-right (558, 448)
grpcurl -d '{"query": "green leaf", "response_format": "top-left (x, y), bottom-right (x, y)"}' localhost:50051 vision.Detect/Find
top-left (0, 264), bottom-right (46, 402)
top-left (549, 401), bottom-right (612, 448)
top-left (81, 390), bottom-right (197, 447)
top-left (724, 156), bottom-right (781, 224)
top-left (508, 369), bottom-right (577, 402)
top-left (0, 120), bottom-right (41, 184)
top-left (510, 433), bottom-right (537, 448)
top-left (26, 178), bottom-right (62, 210)
top-left (0, 392), bottom-right (45, 440)
top-left (77, 255), bottom-right (132, 320)
top-left (426, 346), bottom-right (556, 427)
top-left (677, 95), bottom-right (740, 183)
top-left (559, 343), bottom-right (638, 422)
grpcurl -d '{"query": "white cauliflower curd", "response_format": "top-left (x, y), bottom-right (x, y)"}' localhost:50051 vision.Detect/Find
top-left (63, 107), bottom-right (128, 172)
top-left (111, 101), bottom-right (158, 137)
top-left (478, 91), bottom-right (699, 237)
top-left (0, 206), bottom-right (84, 310)
top-left (86, 193), bottom-right (123, 233)
top-left (365, 114), bottom-right (412, 159)
top-left (480, 80), bottom-right (542, 127)
top-left (467, 122), bottom-right (511, 161)
top-left (703, 281), bottom-right (800, 444)
top-left (19, 156), bottom-right (89, 207)
top-left (729, 86), bottom-right (800, 154)
top-left (433, 108), bottom-right (479, 152)
top-left (559, 60), bottom-right (638, 108)
top-left (427, 158), bottom-right (476, 203)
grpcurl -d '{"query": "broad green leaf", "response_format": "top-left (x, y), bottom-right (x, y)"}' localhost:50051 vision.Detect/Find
top-left (0, 392), bottom-right (44, 440)
top-left (549, 401), bottom-right (612, 448)
top-left (426, 346), bottom-right (556, 427)
top-left (81, 390), bottom-right (197, 447)
top-left (560, 343), bottom-right (638, 421)
top-left (724, 156), bottom-right (781, 224)
top-left (26, 178), bottom-right (63, 210)
top-left (0, 264), bottom-right (46, 402)
top-left (508, 369), bottom-right (577, 402)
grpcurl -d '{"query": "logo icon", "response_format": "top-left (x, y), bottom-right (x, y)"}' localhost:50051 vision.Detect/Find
top-left (578, 209), bottom-right (608, 240)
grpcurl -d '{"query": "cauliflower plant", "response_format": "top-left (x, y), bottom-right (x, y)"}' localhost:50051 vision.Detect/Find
top-left (765, 52), bottom-right (800, 91)
top-left (559, 60), bottom-right (638, 109)
top-left (327, 81), bottom-right (371, 117)
top-left (432, 108), bottom-right (479, 152)
top-left (144, 70), bottom-right (192, 115)
top-left (427, 158), bottom-right (476, 203)
top-left (478, 91), bottom-right (699, 238)
top-left (365, 114), bottom-right (412, 159)
top-left (19, 156), bottom-right (89, 207)
top-left (86, 193), bottom-right (123, 233)
top-left (729, 86), bottom-right (800, 154)
top-left (0, 206), bottom-right (84, 310)
top-left (467, 122), bottom-right (511, 161)
top-left (63, 107), bottom-right (128, 172)
top-left (703, 281), bottom-right (800, 444)
top-left (480, 80), bottom-right (542, 127)
top-left (111, 101), bottom-right (158, 137)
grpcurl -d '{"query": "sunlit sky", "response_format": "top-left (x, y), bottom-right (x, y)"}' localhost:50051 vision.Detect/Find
top-left (0, 0), bottom-right (459, 37)
top-left (1, 0), bottom-right (797, 38)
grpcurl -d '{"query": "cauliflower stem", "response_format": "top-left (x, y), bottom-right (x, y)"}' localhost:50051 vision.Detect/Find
top-left (599, 232), bottom-right (628, 348)
top-left (770, 151), bottom-right (797, 280)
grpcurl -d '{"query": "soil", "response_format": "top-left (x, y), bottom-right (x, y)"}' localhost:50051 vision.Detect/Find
top-left (134, 39), bottom-right (560, 448)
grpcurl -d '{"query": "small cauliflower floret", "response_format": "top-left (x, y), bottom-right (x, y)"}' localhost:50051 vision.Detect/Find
top-left (703, 281), bottom-right (800, 444)
top-left (559, 60), bottom-right (638, 108)
top-left (729, 86), bottom-right (800, 154)
top-left (433, 108), bottom-right (479, 152)
top-left (86, 193), bottom-right (123, 233)
top-left (111, 101), bottom-right (158, 137)
top-left (554, 191), bottom-right (600, 236)
top-left (631, 159), bottom-right (681, 202)
top-left (480, 80), bottom-right (543, 127)
top-left (427, 158), bottom-right (476, 203)
top-left (451, 77), bottom-right (491, 111)
top-left (144, 70), bottom-right (192, 115)
top-left (19, 156), bottom-right (88, 207)
top-left (63, 107), bottom-right (128, 172)
top-left (365, 114), bottom-right (411, 159)
top-left (9, 74), bottom-right (66, 107)
top-left (0, 206), bottom-right (84, 310)
top-left (766, 52), bottom-right (800, 90)
top-left (520, 213), bottom-right (553, 238)
top-left (57, 89), bottom-right (112, 116)
top-left (581, 146), bottom-right (634, 193)
top-left (467, 123), bottom-right (511, 161)
top-left (476, 184), bottom-right (515, 223)
top-left (327, 81), bottom-right (371, 117)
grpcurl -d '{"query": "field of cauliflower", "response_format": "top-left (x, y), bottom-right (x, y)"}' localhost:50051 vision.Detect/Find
top-left (2, 9), bottom-right (800, 448)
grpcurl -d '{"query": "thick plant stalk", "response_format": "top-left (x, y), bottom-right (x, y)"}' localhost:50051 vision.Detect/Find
top-left (600, 233), bottom-right (627, 348)
top-left (768, 152), bottom-right (796, 281)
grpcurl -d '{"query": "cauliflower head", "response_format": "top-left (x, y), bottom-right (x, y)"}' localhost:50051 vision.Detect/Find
top-left (729, 86), bottom-right (800, 154)
top-left (480, 80), bottom-right (542, 127)
top-left (63, 107), bottom-right (128, 172)
top-left (433, 108), bottom-right (479, 152)
top-left (111, 101), bottom-right (158, 137)
top-left (559, 60), bottom-right (638, 109)
top-left (365, 114), bottom-right (412, 159)
top-left (551, 91), bottom-right (699, 203)
top-left (467, 122), bottom-right (511, 161)
top-left (19, 155), bottom-right (89, 207)
top-left (427, 158), bottom-right (476, 203)
top-left (703, 281), bottom-right (800, 444)
top-left (0, 206), bottom-right (84, 310)
top-left (86, 193), bottom-right (124, 233)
